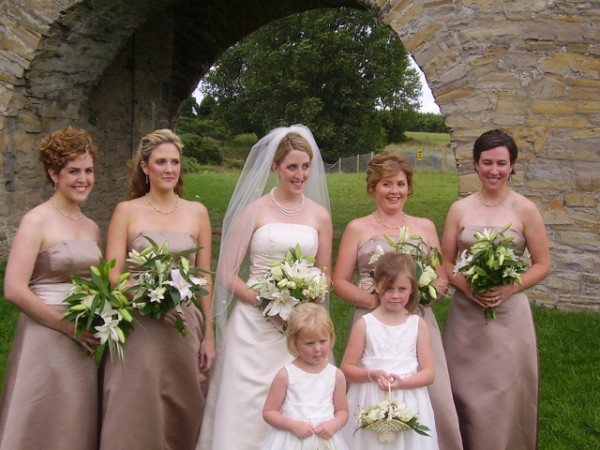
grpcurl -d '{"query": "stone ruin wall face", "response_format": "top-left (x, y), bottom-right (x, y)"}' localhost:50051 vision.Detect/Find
top-left (0, 0), bottom-right (599, 310)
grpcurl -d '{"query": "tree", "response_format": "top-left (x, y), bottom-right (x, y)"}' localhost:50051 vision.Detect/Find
top-left (201, 7), bottom-right (421, 162)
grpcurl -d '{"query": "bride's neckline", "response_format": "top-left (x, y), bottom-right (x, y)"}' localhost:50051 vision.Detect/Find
top-left (254, 222), bottom-right (316, 233)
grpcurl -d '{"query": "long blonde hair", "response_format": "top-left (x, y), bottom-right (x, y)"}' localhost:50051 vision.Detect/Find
top-left (126, 129), bottom-right (184, 199)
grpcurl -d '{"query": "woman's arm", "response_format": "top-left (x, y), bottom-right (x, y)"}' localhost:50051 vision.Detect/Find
top-left (332, 220), bottom-right (378, 310)
top-left (517, 199), bottom-right (552, 290)
top-left (489, 198), bottom-right (552, 305)
top-left (421, 218), bottom-right (449, 303)
top-left (4, 212), bottom-right (96, 351)
top-left (314, 207), bottom-right (333, 286)
top-left (263, 368), bottom-right (314, 439)
top-left (195, 202), bottom-right (215, 371)
top-left (105, 201), bottom-right (131, 286)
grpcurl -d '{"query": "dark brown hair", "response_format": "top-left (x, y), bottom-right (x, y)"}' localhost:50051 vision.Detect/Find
top-left (473, 129), bottom-right (517, 175)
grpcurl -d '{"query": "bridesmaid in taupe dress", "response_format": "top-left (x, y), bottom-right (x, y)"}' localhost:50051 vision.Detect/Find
top-left (99, 129), bottom-right (214, 450)
top-left (332, 152), bottom-right (463, 450)
top-left (0, 128), bottom-right (102, 449)
top-left (441, 130), bottom-right (551, 450)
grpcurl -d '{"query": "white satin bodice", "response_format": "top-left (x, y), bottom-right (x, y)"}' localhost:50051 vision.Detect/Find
top-left (248, 223), bottom-right (318, 283)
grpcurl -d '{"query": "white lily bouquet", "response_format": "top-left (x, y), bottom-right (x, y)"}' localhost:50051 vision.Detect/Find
top-left (355, 397), bottom-right (431, 443)
top-left (251, 244), bottom-right (328, 323)
top-left (127, 237), bottom-right (209, 337)
top-left (63, 258), bottom-right (135, 366)
top-left (369, 227), bottom-right (442, 305)
top-left (454, 224), bottom-right (528, 321)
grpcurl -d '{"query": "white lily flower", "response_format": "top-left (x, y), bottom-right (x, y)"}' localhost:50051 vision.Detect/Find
top-left (165, 269), bottom-right (196, 300)
top-left (148, 286), bottom-right (166, 303)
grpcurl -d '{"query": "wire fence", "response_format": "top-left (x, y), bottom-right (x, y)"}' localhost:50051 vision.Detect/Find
top-left (325, 147), bottom-right (457, 174)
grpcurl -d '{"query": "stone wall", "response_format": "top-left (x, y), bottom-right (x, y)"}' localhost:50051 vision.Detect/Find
top-left (0, 0), bottom-right (599, 310)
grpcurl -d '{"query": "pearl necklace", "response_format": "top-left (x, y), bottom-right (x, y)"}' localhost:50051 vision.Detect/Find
top-left (477, 188), bottom-right (511, 207)
top-left (372, 210), bottom-right (407, 229)
top-left (51, 199), bottom-right (82, 221)
top-left (146, 193), bottom-right (179, 215)
top-left (270, 187), bottom-right (304, 216)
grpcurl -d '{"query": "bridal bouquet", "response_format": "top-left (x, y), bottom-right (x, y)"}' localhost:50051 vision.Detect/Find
top-left (369, 227), bottom-right (442, 305)
top-left (127, 237), bottom-right (209, 336)
top-left (355, 397), bottom-right (431, 443)
top-left (63, 258), bottom-right (135, 366)
top-left (454, 224), bottom-right (528, 321)
top-left (251, 244), bottom-right (328, 323)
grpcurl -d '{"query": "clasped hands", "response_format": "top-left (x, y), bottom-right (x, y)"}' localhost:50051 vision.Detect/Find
top-left (368, 369), bottom-right (402, 390)
top-left (472, 284), bottom-right (515, 309)
top-left (290, 417), bottom-right (339, 441)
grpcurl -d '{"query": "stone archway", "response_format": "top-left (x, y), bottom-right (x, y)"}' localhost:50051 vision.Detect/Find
top-left (1, 0), bottom-right (599, 309)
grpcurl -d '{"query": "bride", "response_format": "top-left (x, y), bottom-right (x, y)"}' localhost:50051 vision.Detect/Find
top-left (196, 125), bottom-right (332, 450)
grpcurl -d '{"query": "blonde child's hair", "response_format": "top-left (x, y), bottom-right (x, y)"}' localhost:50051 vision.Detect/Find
top-left (286, 303), bottom-right (336, 357)
top-left (374, 253), bottom-right (420, 313)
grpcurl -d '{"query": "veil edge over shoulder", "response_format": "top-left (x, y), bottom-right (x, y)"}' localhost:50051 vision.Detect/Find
top-left (213, 124), bottom-right (330, 341)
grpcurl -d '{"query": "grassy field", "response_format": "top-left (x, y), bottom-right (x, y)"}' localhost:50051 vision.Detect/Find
top-left (1, 168), bottom-right (599, 448)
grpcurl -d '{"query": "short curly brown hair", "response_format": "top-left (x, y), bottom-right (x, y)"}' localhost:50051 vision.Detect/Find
top-left (38, 127), bottom-right (98, 185)
top-left (366, 152), bottom-right (413, 197)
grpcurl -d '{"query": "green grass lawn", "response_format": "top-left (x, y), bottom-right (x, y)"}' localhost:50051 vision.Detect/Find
top-left (1, 169), bottom-right (599, 448)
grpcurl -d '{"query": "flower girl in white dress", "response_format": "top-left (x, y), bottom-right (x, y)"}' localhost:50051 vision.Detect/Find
top-left (341, 253), bottom-right (439, 449)
top-left (261, 303), bottom-right (349, 450)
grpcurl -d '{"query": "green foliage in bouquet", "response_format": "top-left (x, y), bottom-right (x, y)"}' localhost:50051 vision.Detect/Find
top-left (251, 243), bottom-right (329, 322)
top-left (63, 258), bottom-right (134, 366)
top-left (368, 227), bottom-right (442, 305)
top-left (127, 237), bottom-right (210, 336)
top-left (454, 223), bottom-right (529, 321)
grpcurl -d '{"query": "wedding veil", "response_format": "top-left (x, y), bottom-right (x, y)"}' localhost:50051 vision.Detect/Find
top-left (213, 124), bottom-right (330, 341)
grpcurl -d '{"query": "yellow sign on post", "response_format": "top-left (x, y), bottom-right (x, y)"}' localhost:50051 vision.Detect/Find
top-left (417, 149), bottom-right (423, 161)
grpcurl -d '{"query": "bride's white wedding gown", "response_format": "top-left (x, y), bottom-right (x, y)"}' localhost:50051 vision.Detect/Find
top-left (196, 223), bottom-right (319, 450)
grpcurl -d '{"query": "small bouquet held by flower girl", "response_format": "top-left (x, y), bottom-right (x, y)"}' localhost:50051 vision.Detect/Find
top-left (369, 226), bottom-right (442, 306)
top-left (355, 396), bottom-right (431, 444)
top-left (127, 237), bottom-right (209, 336)
top-left (454, 224), bottom-right (529, 321)
top-left (251, 243), bottom-right (328, 324)
top-left (63, 258), bottom-right (135, 366)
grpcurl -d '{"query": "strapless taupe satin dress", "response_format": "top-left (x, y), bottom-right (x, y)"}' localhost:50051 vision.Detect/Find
top-left (0, 240), bottom-right (102, 450)
top-left (100, 231), bottom-right (208, 450)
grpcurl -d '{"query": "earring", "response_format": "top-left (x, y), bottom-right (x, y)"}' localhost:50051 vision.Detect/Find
top-left (146, 175), bottom-right (149, 185)
top-left (54, 182), bottom-right (57, 191)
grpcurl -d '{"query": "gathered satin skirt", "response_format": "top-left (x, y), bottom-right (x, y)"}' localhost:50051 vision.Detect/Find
top-left (443, 291), bottom-right (539, 450)
top-left (99, 306), bottom-right (207, 450)
top-left (0, 285), bottom-right (98, 450)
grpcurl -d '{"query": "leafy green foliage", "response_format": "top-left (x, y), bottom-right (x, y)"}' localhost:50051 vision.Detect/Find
top-left (201, 7), bottom-right (421, 161)
top-left (412, 112), bottom-right (448, 133)
top-left (179, 133), bottom-right (223, 165)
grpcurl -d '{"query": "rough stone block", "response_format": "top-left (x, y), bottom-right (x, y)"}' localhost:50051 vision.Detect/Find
top-left (565, 193), bottom-right (597, 207)
top-left (540, 198), bottom-right (571, 225)
top-left (531, 99), bottom-right (577, 115)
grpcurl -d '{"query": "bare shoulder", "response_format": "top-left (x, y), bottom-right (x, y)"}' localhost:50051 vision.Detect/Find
top-left (19, 203), bottom-right (49, 228)
top-left (181, 197), bottom-right (209, 215)
top-left (112, 198), bottom-right (139, 215)
top-left (410, 214), bottom-right (437, 232)
top-left (512, 191), bottom-right (540, 214)
top-left (342, 214), bottom-right (371, 235)
top-left (305, 197), bottom-right (331, 219)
